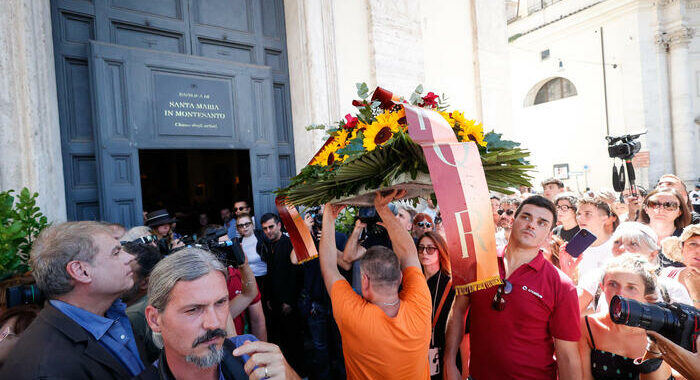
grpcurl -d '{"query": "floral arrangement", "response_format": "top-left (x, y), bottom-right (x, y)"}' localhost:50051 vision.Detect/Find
top-left (276, 83), bottom-right (534, 206)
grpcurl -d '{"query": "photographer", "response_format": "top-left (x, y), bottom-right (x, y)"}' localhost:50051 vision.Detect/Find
top-left (577, 253), bottom-right (672, 379)
top-left (646, 331), bottom-right (700, 380)
top-left (319, 190), bottom-right (432, 379)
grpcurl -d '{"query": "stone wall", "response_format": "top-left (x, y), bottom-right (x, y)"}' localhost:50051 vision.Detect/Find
top-left (0, 0), bottom-right (66, 222)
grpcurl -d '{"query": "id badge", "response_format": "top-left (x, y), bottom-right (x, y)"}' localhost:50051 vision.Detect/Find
top-left (429, 347), bottom-right (440, 376)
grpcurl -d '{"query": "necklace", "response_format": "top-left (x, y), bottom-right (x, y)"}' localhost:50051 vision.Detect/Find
top-left (377, 299), bottom-right (400, 306)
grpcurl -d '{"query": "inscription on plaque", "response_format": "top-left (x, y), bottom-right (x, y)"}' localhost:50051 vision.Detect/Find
top-left (154, 72), bottom-right (234, 137)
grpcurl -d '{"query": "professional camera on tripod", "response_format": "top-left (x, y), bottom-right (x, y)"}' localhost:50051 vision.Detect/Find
top-left (610, 295), bottom-right (699, 353)
top-left (179, 227), bottom-right (246, 267)
top-left (606, 131), bottom-right (646, 195)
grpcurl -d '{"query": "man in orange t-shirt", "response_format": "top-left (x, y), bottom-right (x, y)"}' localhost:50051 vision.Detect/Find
top-left (319, 190), bottom-right (432, 380)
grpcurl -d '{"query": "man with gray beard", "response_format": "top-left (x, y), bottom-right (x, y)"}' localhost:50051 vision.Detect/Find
top-left (142, 247), bottom-right (299, 380)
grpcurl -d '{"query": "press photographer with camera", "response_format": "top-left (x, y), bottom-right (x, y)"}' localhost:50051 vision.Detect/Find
top-left (578, 253), bottom-right (673, 380)
top-left (320, 190), bottom-right (431, 379)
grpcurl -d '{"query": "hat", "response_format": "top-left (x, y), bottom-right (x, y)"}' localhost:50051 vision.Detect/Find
top-left (145, 209), bottom-right (177, 227)
top-left (660, 224), bottom-right (700, 263)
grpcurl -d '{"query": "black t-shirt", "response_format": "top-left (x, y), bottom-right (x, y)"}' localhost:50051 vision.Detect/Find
top-left (265, 235), bottom-right (300, 306)
top-left (553, 225), bottom-right (580, 242)
top-left (427, 270), bottom-right (454, 380)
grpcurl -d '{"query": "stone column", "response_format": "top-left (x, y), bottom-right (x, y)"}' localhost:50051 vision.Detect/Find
top-left (283, 0), bottom-right (341, 171)
top-left (666, 25), bottom-right (697, 185)
top-left (648, 31), bottom-right (675, 183)
top-left (0, 0), bottom-right (66, 222)
top-left (368, 0), bottom-right (425, 96)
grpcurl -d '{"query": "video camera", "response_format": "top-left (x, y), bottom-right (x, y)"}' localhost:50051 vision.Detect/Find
top-left (610, 295), bottom-right (700, 352)
top-left (179, 227), bottom-right (246, 267)
top-left (357, 205), bottom-right (397, 241)
top-left (605, 131), bottom-right (646, 193)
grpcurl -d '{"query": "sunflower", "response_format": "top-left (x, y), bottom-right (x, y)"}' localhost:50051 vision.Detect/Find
top-left (311, 140), bottom-right (346, 167)
top-left (334, 129), bottom-right (351, 148)
top-left (439, 111), bottom-right (455, 128)
top-left (362, 111), bottom-right (401, 151)
top-left (456, 120), bottom-right (486, 147)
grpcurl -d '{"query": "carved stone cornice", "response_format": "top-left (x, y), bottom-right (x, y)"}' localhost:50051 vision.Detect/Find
top-left (667, 26), bottom-right (695, 47)
top-left (654, 32), bottom-right (670, 48)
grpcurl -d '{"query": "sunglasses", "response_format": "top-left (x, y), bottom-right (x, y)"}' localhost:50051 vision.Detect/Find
top-left (235, 206), bottom-right (249, 211)
top-left (497, 209), bottom-right (515, 216)
top-left (236, 222), bottom-right (252, 228)
top-left (492, 280), bottom-right (513, 311)
top-left (416, 221), bottom-right (433, 228)
top-left (417, 245), bottom-right (438, 254)
top-left (556, 205), bottom-right (574, 212)
top-left (645, 200), bottom-right (679, 211)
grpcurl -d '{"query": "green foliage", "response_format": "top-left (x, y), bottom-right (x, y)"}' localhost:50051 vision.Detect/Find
top-left (356, 82), bottom-right (369, 99)
top-left (335, 207), bottom-right (358, 235)
top-left (0, 188), bottom-right (49, 276)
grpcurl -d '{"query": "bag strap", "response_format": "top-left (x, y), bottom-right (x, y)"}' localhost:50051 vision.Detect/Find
top-left (432, 278), bottom-right (453, 329)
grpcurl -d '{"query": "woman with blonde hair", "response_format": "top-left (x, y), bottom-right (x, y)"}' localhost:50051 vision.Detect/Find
top-left (417, 231), bottom-right (454, 380)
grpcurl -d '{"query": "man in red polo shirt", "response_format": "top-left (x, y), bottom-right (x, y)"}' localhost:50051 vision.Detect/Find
top-left (444, 195), bottom-right (582, 380)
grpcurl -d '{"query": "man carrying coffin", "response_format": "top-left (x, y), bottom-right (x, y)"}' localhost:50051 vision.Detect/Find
top-left (319, 190), bottom-right (432, 379)
top-left (444, 195), bottom-right (582, 380)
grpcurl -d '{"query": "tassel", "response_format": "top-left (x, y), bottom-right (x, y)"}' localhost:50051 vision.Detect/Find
top-left (454, 276), bottom-right (503, 296)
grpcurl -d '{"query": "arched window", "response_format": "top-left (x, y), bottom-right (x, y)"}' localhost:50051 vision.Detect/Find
top-left (533, 77), bottom-right (577, 105)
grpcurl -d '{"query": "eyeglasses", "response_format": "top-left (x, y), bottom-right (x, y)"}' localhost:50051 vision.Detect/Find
top-left (236, 222), bottom-right (252, 228)
top-left (556, 205), bottom-right (574, 212)
top-left (645, 200), bottom-right (679, 211)
top-left (416, 221), bottom-right (433, 228)
top-left (492, 280), bottom-right (513, 311)
top-left (497, 209), bottom-right (515, 216)
top-left (417, 245), bottom-right (438, 254)
top-left (235, 206), bottom-right (249, 211)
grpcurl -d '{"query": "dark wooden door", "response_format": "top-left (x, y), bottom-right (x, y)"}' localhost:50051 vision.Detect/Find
top-left (51, 0), bottom-right (294, 224)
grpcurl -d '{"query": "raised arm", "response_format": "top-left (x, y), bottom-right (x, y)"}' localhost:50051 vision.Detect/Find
top-left (228, 258), bottom-right (258, 319)
top-left (319, 203), bottom-right (346, 293)
top-left (444, 294), bottom-right (470, 380)
top-left (342, 219), bottom-right (367, 264)
top-left (374, 190), bottom-right (420, 269)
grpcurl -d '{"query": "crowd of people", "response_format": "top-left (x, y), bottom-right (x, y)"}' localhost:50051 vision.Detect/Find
top-left (0, 174), bottom-right (698, 380)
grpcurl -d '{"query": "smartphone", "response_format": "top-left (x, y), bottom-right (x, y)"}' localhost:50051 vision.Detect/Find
top-left (566, 228), bottom-right (597, 258)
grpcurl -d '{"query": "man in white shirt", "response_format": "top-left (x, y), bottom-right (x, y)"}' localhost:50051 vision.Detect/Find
top-left (562, 196), bottom-right (615, 283)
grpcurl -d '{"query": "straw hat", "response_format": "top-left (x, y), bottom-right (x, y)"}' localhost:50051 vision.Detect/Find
top-left (660, 224), bottom-right (700, 263)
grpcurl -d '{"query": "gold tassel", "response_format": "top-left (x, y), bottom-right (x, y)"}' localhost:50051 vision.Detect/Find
top-left (454, 276), bottom-right (503, 296)
top-left (298, 255), bottom-right (319, 264)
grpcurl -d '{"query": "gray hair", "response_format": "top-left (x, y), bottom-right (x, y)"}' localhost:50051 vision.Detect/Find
top-left (30, 222), bottom-right (113, 298)
top-left (612, 222), bottom-right (659, 258)
top-left (120, 226), bottom-right (153, 242)
top-left (147, 247), bottom-right (228, 348)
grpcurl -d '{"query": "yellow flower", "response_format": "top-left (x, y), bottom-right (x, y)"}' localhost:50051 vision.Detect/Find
top-left (457, 119), bottom-right (486, 147)
top-left (334, 129), bottom-right (351, 148)
top-left (362, 111), bottom-right (401, 151)
top-left (311, 141), bottom-right (345, 167)
top-left (439, 111), bottom-right (455, 128)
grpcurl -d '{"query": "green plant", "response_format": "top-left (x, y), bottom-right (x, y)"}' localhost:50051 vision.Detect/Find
top-left (0, 188), bottom-right (49, 277)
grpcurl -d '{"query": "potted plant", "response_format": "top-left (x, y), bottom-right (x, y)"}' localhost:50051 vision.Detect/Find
top-left (0, 188), bottom-right (49, 308)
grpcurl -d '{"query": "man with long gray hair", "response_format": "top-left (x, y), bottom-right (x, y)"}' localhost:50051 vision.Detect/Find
top-left (143, 247), bottom-right (299, 380)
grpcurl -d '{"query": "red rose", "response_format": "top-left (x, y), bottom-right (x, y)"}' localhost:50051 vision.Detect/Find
top-left (421, 92), bottom-right (439, 108)
top-left (344, 114), bottom-right (358, 129)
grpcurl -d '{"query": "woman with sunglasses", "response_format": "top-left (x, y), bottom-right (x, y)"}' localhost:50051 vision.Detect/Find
top-left (417, 231), bottom-right (454, 380)
top-left (578, 254), bottom-right (672, 380)
top-left (412, 213), bottom-right (434, 239)
top-left (640, 188), bottom-right (692, 268)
